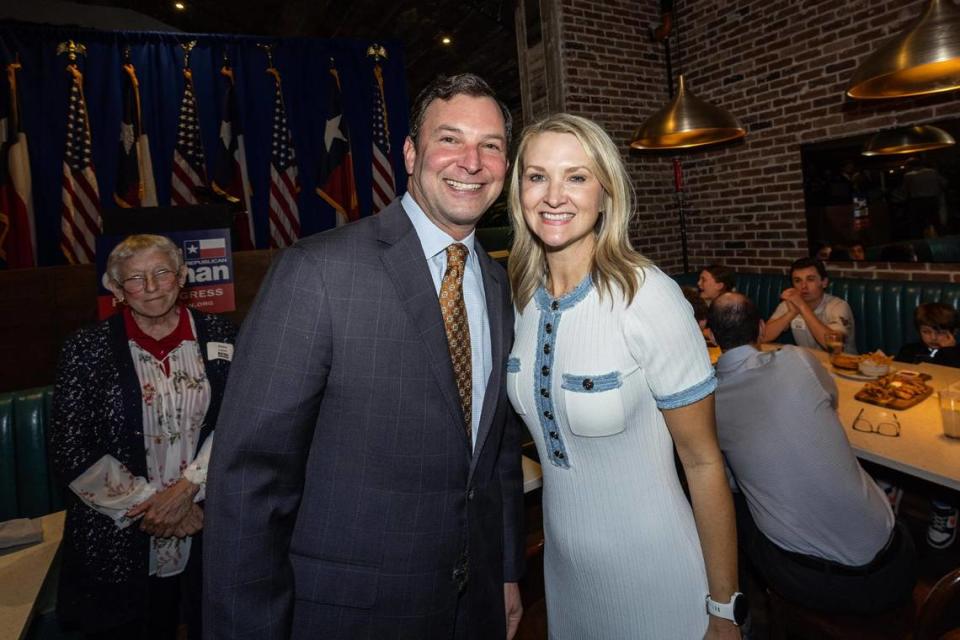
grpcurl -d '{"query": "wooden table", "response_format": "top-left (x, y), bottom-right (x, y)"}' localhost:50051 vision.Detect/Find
top-left (0, 511), bottom-right (65, 640)
top-left (811, 350), bottom-right (960, 491)
top-left (522, 455), bottom-right (543, 494)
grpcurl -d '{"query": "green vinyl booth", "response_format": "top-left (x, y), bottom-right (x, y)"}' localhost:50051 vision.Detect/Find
top-left (0, 386), bottom-right (62, 521)
top-left (675, 272), bottom-right (960, 357)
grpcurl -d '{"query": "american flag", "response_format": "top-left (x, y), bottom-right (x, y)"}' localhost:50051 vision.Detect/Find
top-left (114, 62), bottom-right (157, 208)
top-left (266, 67), bottom-right (300, 248)
top-left (0, 59), bottom-right (36, 268)
top-left (171, 69), bottom-right (207, 206)
top-left (370, 63), bottom-right (395, 214)
top-left (60, 66), bottom-right (101, 265)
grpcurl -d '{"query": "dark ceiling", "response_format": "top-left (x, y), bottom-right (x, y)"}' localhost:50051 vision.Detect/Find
top-left (74, 0), bottom-right (522, 117)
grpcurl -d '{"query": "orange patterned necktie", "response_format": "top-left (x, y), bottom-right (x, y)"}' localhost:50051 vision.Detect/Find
top-left (440, 243), bottom-right (472, 442)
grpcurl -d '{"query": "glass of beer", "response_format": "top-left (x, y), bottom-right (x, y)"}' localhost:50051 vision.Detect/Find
top-left (825, 330), bottom-right (844, 355)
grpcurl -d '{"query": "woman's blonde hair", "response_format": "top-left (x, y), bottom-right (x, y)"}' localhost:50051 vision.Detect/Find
top-left (507, 113), bottom-right (650, 308)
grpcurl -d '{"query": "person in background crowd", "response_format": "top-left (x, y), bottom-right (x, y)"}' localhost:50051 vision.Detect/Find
top-left (51, 234), bottom-right (236, 639)
top-left (699, 263), bottom-right (737, 305)
top-left (761, 257), bottom-right (856, 354)
top-left (895, 302), bottom-right (960, 368)
top-left (683, 285), bottom-right (716, 346)
top-left (892, 301), bottom-right (960, 549)
top-left (710, 292), bottom-right (916, 615)
top-left (203, 73), bottom-right (524, 640)
top-left (507, 113), bottom-right (741, 638)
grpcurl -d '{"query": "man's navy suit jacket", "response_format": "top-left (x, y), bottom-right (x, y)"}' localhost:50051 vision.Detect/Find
top-left (204, 199), bottom-right (524, 639)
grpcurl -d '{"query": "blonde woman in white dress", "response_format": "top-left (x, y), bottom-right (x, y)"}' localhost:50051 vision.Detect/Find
top-left (506, 114), bottom-right (742, 639)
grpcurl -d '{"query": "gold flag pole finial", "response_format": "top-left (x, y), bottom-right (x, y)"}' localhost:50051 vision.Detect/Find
top-left (181, 40), bottom-right (197, 68)
top-left (56, 40), bottom-right (88, 64)
top-left (257, 43), bottom-right (275, 70)
top-left (366, 44), bottom-right (388, 63)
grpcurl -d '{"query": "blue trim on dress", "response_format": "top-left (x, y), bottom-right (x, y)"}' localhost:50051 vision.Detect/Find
top-left (534, 274), bottom-right (593, 313)
top-left (561, 371), bottom-right (622, 393)
top-left (654, 372), bottom-right (717, 410)
top-left (506, 357), bottom-right (521, 373)
top-left (530, 282), bottom-right (597, 469)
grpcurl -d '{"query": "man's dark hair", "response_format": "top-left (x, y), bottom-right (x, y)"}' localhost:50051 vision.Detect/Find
top-left (708, 293), bottom-right (761, 351)
top-left (681, 285), bottom-right (708, 323)
top-left (789, 256), bottom-right (828, 280)
top-left (915, 302), bottom-right (959, 333)
top-left (408, 73), bottom-right (512, 146)
top-left (702, 263), bottom-right (736, 292)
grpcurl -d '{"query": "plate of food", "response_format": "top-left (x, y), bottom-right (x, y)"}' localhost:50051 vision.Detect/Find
top-left (831, 351), bottom-right (893, 380)
top-left (855, 371), bottom-right (933, 410)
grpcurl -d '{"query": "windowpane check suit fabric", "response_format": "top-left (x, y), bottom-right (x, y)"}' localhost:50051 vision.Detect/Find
top-left (440, 243), bottom-right (472, 442)
top-left (203, 199), bottom-right (525, 640)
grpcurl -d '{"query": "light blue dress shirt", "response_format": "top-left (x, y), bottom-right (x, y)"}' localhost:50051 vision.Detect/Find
top-left (402, 193), bottom-right (491, 448)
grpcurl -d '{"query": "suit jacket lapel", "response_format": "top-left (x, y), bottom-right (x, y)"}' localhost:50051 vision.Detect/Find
top-left (378, 201), bottom-right (469, 444)
top-left (471, 245), bottom-right (505, 467)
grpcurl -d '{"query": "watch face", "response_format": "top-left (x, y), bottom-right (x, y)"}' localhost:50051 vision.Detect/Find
top-left (733, 593), bottom-right (750, 626)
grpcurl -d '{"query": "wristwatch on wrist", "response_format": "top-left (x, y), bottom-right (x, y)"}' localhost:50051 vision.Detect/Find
top-left (705, 592), bottom-right (749, 626)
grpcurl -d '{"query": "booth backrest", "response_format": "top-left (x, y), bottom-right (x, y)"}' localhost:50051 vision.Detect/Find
top-left (673, 272), bottom-right (960, 356)
top-left (0, 386), bottom-right (61, 521)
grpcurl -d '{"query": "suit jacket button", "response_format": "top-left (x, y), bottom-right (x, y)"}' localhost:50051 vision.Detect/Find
top-left (467, 488), bottom-right (475, 501)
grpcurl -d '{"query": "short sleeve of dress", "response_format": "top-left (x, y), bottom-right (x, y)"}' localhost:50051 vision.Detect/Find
top-left (624, 267), bottom-right (716, 410)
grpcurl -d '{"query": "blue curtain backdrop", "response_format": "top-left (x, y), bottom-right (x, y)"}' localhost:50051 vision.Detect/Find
top-left (0, 23), bottom-right (410, 266)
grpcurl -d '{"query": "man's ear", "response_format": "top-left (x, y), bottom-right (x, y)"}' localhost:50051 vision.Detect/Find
top-left (403, 136), bottom-right (416, 176)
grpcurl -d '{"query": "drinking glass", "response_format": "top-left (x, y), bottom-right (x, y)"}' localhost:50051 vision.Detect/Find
top-left (825, 330), bottom-right (844, 356)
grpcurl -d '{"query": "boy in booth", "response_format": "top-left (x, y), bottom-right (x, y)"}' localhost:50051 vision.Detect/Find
top-left (887, 301), bottom-right (960, 550)
top-left (895, 302), bottom-right (960, 368)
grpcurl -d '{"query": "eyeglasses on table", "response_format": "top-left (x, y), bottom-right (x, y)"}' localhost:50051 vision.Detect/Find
top-left (852, 407), bottom-right (901, 437)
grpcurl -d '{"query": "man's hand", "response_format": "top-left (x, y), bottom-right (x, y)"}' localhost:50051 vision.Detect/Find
top-left (127, 477), bottom-right (200, 538)
top-left (780, 287), bottom-right (807, 310)
top-left (504, 582), bottom-right (522, 639)
top-left (704, 615), bottom-right (740, 639)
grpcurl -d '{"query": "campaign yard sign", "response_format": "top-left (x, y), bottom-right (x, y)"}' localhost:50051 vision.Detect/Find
top-left (96, 228), bottom-right (236, 319)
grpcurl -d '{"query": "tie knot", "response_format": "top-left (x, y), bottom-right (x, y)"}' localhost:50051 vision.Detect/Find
top-left (446, 243), bottom-right (468, 267)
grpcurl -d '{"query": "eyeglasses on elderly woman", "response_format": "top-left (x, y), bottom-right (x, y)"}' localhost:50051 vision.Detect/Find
top-left (118, 268), bottom-right (178, 294)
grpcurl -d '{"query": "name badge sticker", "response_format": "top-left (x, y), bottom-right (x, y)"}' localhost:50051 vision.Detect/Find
top-left (207, 342), bottom-right (234, 362)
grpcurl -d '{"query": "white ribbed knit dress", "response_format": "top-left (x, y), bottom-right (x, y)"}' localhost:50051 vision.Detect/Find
top-left (507, 267), bottom-right (716, 639)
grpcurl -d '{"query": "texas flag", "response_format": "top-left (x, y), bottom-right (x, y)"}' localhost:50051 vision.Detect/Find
top-left (184, 238), bottom-right (226, 260)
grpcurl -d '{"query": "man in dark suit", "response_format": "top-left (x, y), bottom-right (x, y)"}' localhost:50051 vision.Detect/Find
top-left (203, 74), bottom-right (524, 640)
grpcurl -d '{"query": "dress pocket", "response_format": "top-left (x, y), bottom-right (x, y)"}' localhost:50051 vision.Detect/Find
top-left (506, 357), bottom-right (527, 416)
top-left (561, 371), bottom-right (626, 437)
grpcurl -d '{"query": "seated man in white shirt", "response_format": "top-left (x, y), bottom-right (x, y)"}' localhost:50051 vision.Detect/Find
top-left (709, 292), bottom-right (916, 614)
top-left (761, 257), bottom-right (856, 353)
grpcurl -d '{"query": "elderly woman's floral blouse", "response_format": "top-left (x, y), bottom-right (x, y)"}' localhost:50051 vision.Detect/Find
top-left (68, 308), bottom-right (212, 578)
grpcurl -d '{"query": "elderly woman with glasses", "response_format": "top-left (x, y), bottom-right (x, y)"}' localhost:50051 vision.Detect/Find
top-left (50, 234), bottom-right (236, 639)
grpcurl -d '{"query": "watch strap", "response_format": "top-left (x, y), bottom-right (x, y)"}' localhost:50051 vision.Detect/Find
top-left (705, 592), bottom-right (744, 625)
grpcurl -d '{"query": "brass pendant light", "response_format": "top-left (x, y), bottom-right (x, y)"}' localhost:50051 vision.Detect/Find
top-left (847, 0), bottom-right (960, 99)
top-left (861, 124), bottom-right (956, 156)
top-left (630, 74), bottom-right (746, 150)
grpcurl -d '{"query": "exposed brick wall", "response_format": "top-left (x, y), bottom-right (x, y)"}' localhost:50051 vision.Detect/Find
top-left (558, 0), bottom-right (960, 280)
top-left (557, 0), bottom-right (688, 272)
